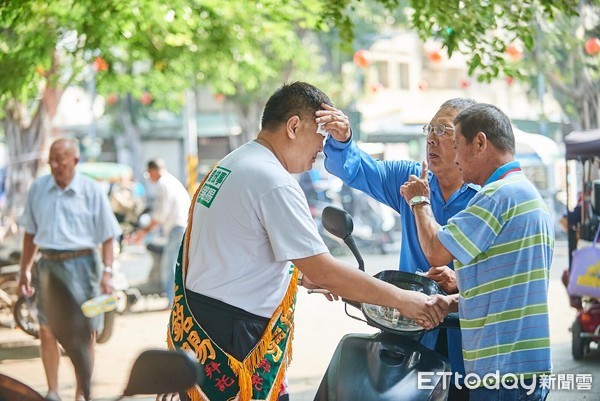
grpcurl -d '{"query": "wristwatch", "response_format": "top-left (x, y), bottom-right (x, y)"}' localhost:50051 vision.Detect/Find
top-left (409, 196), bottom-right (431, 210)
top-left (103, 266), bottom-right (114, 276)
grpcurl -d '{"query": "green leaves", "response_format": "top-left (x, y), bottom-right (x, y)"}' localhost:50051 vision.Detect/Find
top-left (0, 0), bottom-right (334, 114)
top-left (323, 0), bottom-right (580, 82)
top-left (0, 0), bottom-right (591, 126)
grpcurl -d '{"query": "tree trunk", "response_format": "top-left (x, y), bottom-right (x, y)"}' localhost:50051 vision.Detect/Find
top-left (545, 73), bottom-right (599, 131)
top-left (579, 89), bottom-right (599, 130)
top-left (2, 52), bottom-right (64, 230)
top-left (116, 94), bottom-right (144, 180)
top-left (231, 100), bottom-right (262, 144)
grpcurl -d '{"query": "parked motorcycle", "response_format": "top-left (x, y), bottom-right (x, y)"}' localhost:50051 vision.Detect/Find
top-left (562, 130), bottom-right (600, 360)
top-left (0, 263), bottom-right (19, 329)
top-left (119, 239), bottom-right (169, 311)
top-left (315, 206), bottom-right (458, 401)
top-left (308, 199), bottom-right (345, 255)
top-left (0, 348), bottom-right (199, 401)
top-left (338, 185), bottom-right (396, 254)
top-left (111, 210), bottom-right (174, 312)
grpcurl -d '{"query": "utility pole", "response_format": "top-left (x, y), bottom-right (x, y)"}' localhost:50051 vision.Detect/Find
top-left (185, 87), bottom-right (199, 194)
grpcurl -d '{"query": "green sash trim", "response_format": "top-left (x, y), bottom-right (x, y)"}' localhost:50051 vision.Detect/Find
top-left (167, 165), bottom-right (298, 401)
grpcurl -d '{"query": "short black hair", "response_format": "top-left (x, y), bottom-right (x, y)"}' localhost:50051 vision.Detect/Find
top-left (454, 103), bottom-right (515, 154)
top-left (147, 158), bottom-right (166, 171)
top-left (261, 81), bottom-right (332, 131)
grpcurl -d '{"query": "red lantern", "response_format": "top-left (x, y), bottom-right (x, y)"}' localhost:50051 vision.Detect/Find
top-left (427, 50), bottom-right (442, 63)
top-left (585, 37), bottom-right (600, 56)
top-left (93, 57), bottom-right (109, 72)
top-left (140, 92), bottom-right (153, 106)
top-left (213, 93), bottom-right (225, 103)
top-left (505, 44), bottom-right (523, 62)
top-left (459, 78), bottom-right (470, 89)
top-left (106, 94), bottom-right (118, 105)
top-left (353, 50), bottom-right (372, 68)
top-left (505, 76), bottom-right (514, 86)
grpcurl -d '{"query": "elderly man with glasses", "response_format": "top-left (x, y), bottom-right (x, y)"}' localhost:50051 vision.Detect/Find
top-left (320, 98), bottom-right (479, 401)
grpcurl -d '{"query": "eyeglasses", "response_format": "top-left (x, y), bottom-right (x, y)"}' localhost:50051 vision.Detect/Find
top-left (422, 123), bottom-right (455, 137)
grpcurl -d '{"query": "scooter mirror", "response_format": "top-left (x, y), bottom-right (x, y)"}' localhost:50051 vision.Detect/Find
top-left (322, 206), bottom-right (365, 272)
top-left (121, 349), bottom-right (200, 397)
top-left (322, 206), bottom-right (353, 240)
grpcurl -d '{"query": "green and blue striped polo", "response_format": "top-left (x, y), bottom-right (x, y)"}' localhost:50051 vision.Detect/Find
top-left (438, 161), bottom-right (554, 379)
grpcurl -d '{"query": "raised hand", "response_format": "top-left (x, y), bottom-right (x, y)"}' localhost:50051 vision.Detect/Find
top-left (399, 160), bottom-right (431, 203)
top-left (315, 103), bottom-right (351, 142)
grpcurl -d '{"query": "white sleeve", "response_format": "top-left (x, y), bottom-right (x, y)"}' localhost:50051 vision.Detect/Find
top-left (256, 184), bottom-right (328, 262)
top-left (151, 182), bottom-right (167, 224)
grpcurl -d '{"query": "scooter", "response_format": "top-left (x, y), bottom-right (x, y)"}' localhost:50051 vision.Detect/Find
top-left (120, 239), bottom-right (168, 311)
top-left (315, 206), bottom-right (458, 401)
top-left (562, 131), bottom-right (600, 360)
top-left (338, 185), bottom-right (396, 254)
top-left (309, 199), bottom-right (345, 255)
top-left (571, 297), bottom-right (600, 360)
top-left (0, 348), bottom-right (199, 401)
top-left (0, 263), bottom-right (19, 329)
top-left (116, 212), bottom-right (172, 312)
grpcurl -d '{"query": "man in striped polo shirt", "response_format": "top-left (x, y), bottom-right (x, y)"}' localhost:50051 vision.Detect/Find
top-left (400, 103), bottom-right (554, 401)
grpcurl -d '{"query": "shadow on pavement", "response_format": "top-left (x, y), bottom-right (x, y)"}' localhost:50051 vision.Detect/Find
top-left (0, 340), bottom-right (39, 362)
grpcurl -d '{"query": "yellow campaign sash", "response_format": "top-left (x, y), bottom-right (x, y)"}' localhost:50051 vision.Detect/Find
top-left (167, 166), bottom-right (298, 401)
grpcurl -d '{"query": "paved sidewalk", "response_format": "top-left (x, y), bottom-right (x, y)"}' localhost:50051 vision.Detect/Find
top-left (0, 299), bottom-right (170, 401)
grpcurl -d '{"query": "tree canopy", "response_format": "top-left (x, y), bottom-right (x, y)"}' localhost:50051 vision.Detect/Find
top-left (0, 0), bottom-right (597, 222)
top-left (325, 0), bottom-right (579, 79)
top-left (325, 0), bottom-right (598, 129)
top-left (0, 0), bottom-right (333, 219)
top-left (0, 0), bottom-right (331, 115)
top-left (1, 0), bottom-right (592, 129)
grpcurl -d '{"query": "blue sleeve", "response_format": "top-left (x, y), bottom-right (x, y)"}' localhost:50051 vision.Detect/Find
top-left (324, 136), bottom-right (424, 213)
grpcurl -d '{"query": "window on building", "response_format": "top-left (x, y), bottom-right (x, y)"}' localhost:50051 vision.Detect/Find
top-left (375, 61), bottom-right (390, 88)
top-left (398, 63), bottom-right (409, 90)
top-left (423, 67), bottom-right (463, 89)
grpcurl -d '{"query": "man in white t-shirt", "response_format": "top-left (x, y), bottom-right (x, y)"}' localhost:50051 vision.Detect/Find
top-left (130, 159), bottom-right (190, 305)
top-left (167, 82), bottom-right (450, 401)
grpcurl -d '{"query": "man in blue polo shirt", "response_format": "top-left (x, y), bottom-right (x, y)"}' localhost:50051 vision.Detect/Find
top-left (320, 98), bottom-right (478, 401)
top-left (400, 103), bottom-right (553, 401)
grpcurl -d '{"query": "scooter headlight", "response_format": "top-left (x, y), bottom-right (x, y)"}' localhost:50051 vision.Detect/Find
top-left (361, 303), bottom-right (423, 332)
top-left (361, 279), bottom-right (426, 332)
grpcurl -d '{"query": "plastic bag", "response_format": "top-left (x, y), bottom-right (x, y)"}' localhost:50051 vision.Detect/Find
top-left (568, 225), bottom-right (600, 298)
